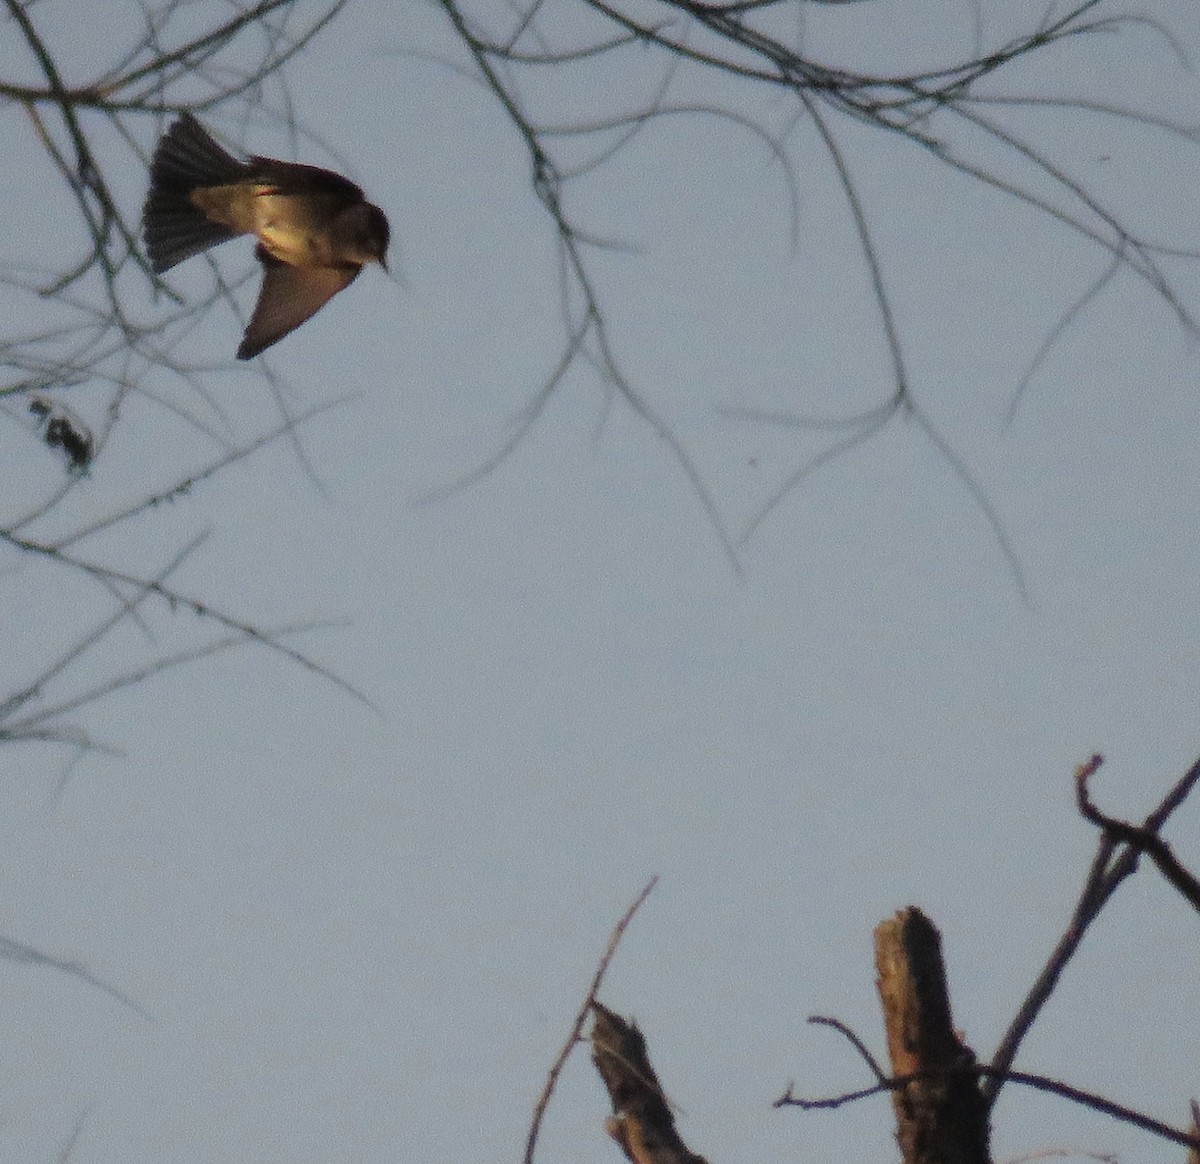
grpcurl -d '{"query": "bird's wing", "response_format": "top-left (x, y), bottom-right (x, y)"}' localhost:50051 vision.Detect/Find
top-left (248, 159), bottom-right (366, 200)
top-left (236, 250), bottom-right (360, 360)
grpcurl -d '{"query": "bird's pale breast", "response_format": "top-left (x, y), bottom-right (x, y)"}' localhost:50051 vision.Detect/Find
top-left (252, 190), bottom-right (353, 267)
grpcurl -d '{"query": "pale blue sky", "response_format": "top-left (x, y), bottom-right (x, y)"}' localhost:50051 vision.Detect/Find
top-left (2, 2), bottom-right (1198, 1161)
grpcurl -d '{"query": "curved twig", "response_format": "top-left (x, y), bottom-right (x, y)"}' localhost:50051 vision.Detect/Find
top-left (524, 876), bottom-right (659, 1164)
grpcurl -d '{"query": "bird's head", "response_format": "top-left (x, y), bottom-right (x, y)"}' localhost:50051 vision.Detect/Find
top-left (361, 203), bottom-right (390, 271)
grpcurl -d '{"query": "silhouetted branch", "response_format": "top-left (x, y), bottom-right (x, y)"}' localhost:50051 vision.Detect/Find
top-left (435, 0), bottom-right (1200, 580)
top-left (0, 933), bottom-right (151, 1020)
top-left (435, 0), bottom-right (743, 574)
top-left (525, 876), bottom-right (659, 1164)
top-left (985, 752), bottom-right (1200, 1106)
top-left (1076, 755), bottom-right (1200, 912)
top-left (806, 1014), bottom-right (886, 1079)
top-left (777, 1060), bottom-right (1200, 1152)
top-left (0, 526), bottom-right (376, 715)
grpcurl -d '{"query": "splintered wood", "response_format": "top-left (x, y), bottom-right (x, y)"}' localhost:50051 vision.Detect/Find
top-left (874, 908), bottom-right (992, 1164)
top-left (590, 1001), bottom-right (709, 1164)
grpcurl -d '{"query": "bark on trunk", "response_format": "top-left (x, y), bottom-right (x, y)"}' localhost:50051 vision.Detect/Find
top-left (874, 907), bottom-right (991, 1164)
top-left (590, 1001), bottom-right (709, 1164)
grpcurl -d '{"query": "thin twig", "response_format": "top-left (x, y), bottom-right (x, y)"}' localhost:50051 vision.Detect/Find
top-left (779, 1056), bottom-right (1200, 1151)
top-left (523, 875), bottom-right (659, 1164)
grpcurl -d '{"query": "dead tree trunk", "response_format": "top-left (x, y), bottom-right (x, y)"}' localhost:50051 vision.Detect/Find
top-left (590, 1001), bottom-right (709, 1164)
top-left (874, 908), bottom-right (992, 1164)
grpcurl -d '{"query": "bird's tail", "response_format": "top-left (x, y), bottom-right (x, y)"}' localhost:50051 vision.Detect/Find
top-left (143, 114), bottom-right (248, 273)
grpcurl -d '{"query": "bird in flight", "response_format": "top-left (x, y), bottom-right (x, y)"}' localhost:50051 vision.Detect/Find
top-left (143, 113), bottom-right (389, 359)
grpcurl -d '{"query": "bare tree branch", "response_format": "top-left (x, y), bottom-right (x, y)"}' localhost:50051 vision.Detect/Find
top-left (984, 752), bottom-right (1200, 1106)
top-left (1076, 757), bottom-right (1200, 912)
top-left (433, 1), bottom-right (1200, 581)
top-left (525, 876), bottom-right (659, 1164)
top-left (0, 932), bottom-right (151, 1020)
top-left (778, 1058), bottom-right (1200, 1153)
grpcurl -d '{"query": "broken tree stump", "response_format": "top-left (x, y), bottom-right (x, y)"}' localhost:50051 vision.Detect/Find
top-left (874, 908), bottom-right (992, 1164)
top-left (590, 1001), bottom-right (709, 1164)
